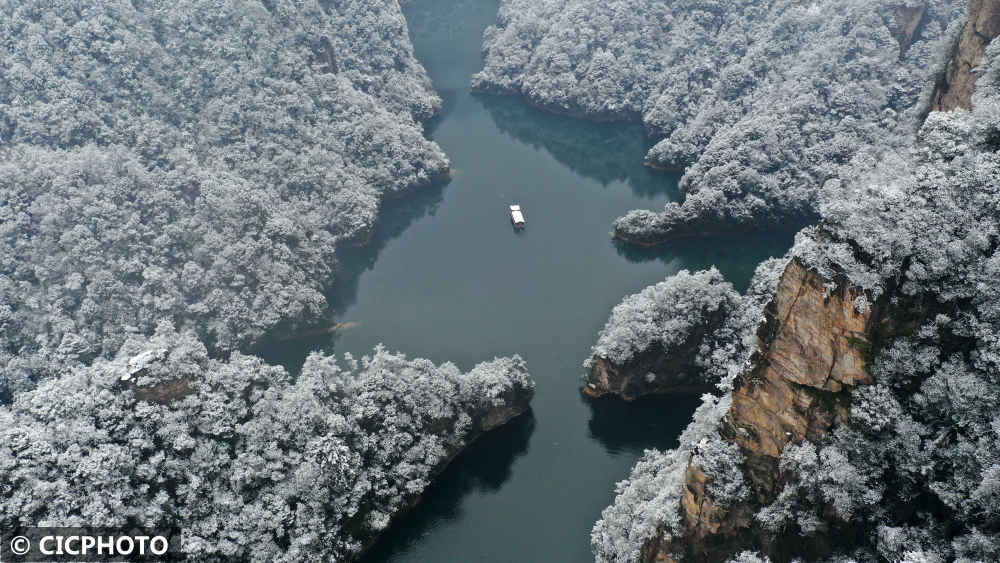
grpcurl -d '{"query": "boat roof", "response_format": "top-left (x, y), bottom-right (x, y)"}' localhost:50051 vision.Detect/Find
top-left (511, 210), bottom-right (525, 223)
top-left (509, 205), bottom-right (521, 211)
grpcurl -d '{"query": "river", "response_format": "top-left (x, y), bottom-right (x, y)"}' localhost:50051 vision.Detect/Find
top-left (262, 0), bottom-right (793, 560)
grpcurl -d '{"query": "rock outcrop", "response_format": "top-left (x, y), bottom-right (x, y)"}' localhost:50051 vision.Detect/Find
top-left (644, 259), bottom-right (883, 562)
top-left (606, 3), bottom-right (997, 561)
top-left (477, 383), bottom-right (534, 432)
top-left (888, 2), bottom-right (929, 57)
top-left (725, 260), bottom-right (873, 461)
top-left (585, 343), bottom-right (717, 401)
top-left (583, 269), bottom-right (741, 401)
top-left (931, 0), bottom-right (1000, 111)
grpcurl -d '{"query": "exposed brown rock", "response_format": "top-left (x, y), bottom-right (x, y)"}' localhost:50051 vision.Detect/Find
top-left (681, 464), bottom-right (753, 543)
top-left (584, 351), bottom-right (713, 401)
top-left (727, 260), bottom-right (872, 462)
top-left (931, 0), bottom-right (1000, 111)
top-left (646, 259), bottom-right (880, 562)
top-left (888, 2), bottom-right (928, 57)
top-left (128, 377), bottom-right (194, 405)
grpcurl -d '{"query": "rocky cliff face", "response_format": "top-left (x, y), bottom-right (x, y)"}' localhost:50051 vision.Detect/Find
top-left (477, 383), bottom-right (534, 432)
top-left (634, 4), bottom-right (1000, 557)
top-left (888, 2), bottom-right (929, 57)
top-left (931, 0), bottom-right (1000, 111)
top-left (725, 260), bottom-right (873, 462)
top-left (644, 259), bottom-right (883, 561)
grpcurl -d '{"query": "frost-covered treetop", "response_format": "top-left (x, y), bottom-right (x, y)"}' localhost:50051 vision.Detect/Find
top-left (587, 268), bottom-right (740, 366)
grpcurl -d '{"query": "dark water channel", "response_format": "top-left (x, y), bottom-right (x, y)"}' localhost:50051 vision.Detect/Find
top-left (264, 0), bottom-right (793, 560)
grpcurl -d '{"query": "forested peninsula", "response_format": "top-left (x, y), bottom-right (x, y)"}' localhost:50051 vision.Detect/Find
top-left (477, 0), bottom-right (1000, 560)
top-left (0, 1), bottom-right (533, 560)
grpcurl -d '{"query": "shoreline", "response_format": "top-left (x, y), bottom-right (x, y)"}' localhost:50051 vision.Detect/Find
top-left (582, 382), bottom-right (714, 400)
top-left (611, 218), bottom-right (814, 248)
top-left (469, 84), bottom-right (643, 125)
top-left (642, 159), bottom-right (687, 173)
top-left (254, 166), bottom-right (453, 348)
top-left (354, 403), bottom-right (534, 562)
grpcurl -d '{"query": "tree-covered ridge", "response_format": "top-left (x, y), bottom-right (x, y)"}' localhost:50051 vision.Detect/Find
top-left (592, 39), bottom-right (1000, 562)
top-left (0, 324), bottom-right (533, 562)
top-left (0, 2), bottom-right (543, 560)
top-left (474, 0), bottom-right (965, 242)
top-left (0, 0), bottom-right (449, 400)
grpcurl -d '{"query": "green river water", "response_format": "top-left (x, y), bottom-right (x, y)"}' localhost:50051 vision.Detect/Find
top-left (264, 0), bottom-right (793, 560)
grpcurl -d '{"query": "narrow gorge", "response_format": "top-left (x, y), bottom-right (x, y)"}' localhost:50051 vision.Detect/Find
top-left (4, 0), bottom-right (1000, 560)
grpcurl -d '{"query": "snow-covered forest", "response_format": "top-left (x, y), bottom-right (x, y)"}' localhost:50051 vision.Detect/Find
top-left (0, 0), bottom-right (450, 399)
top-left (590, 30), bottom-right (1000, 563)
top-left (587, 268), bottom-right (741, 370)
top-left (474, 0), bottom-right (966, 242)
top-left (1, 324), bottom-right (533, 561)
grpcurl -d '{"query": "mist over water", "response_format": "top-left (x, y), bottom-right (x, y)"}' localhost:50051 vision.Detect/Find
top-left (264, 0), bottom-right (792, 559)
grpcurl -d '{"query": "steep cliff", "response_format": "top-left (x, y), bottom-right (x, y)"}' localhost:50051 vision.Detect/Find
top-left (476, 383), bottom-right (535, 433)
top-left (931, 0), bottom-right (1000, 110)
top-left (647, 4), bottom-right (1000, 560)
top-left (725, 260), bottom-right (874, 462)
top-left (634, 248), bottom-right (958, 561)
top-left (642, 259), bottom-right (882, 561)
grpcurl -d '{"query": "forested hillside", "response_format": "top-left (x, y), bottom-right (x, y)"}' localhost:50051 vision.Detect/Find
top-left (474, 0), bottom-right (965, 242)
top-left (1, 324), bottom-right (533, 562)
top-left (0, 0), bottom-right (449, 399)
top-left (590, 22), bottom-right (1000, 563)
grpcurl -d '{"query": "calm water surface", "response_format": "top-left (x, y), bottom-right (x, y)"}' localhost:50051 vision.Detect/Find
top-left (265, 0), bottom-right (792, 560)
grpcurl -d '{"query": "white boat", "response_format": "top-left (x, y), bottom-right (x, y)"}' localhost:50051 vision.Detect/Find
top-left (509, 204), bottom-right (525, 228)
